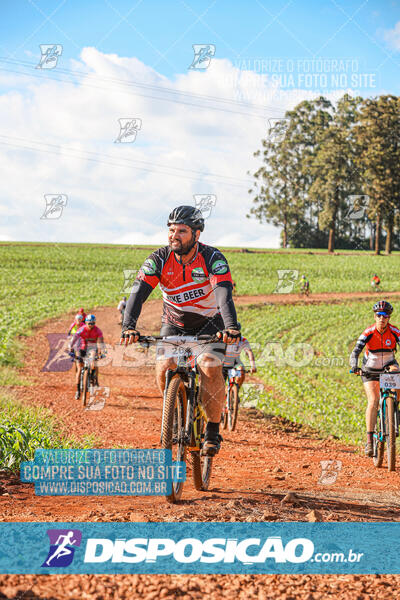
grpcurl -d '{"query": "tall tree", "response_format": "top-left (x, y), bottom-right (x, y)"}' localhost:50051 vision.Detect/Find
top-left (307, 95), bottom-right (363, 252)
top-left (354, 95), bottom-right (400, 255)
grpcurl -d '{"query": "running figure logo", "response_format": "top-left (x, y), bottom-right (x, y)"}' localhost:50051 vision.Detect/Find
top-left (188, 45), bottom-right (216, 70)
top-left (274, 269), bottom-right (299, 294)
top-left (40, 194), bottom-right (67, 220)
top-left (36, 44), bottom-right (63, 69)
top-left (194, 194), bottom-right (216, 219)
top-left (42, 529), bottom-right (82, 567)
top-left (115, 118), bottom-right (142, 143)
top-left (344, 195), bottom-right (369, 221)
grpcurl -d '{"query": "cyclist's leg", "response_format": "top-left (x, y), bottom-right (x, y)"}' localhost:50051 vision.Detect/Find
top-left (362, 377), bottom-right (380, 455)
top-left (156, 357), bottom-right (177, 394)
top-left (155, 324), bottom-right (180, 394)
top-left (197, 344), bottom-right (226, 456)
top-left (235, 361), bottom-right (245, 389)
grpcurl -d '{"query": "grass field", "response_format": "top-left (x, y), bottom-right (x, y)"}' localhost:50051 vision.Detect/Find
top-left (2, 241), bottom-right (400, 367)
top-left (1, 242), bottom-right (400, 455)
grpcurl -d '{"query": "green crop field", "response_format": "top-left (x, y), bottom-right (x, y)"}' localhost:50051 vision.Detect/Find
top-left (2, 242), bottom-right (400, 368)
top-left (237, 299), bottom-right (394, 445)
top-left (1, 242), bottom-right (400, 455)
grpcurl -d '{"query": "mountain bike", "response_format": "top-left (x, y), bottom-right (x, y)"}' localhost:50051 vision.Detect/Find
top-left (300, 283), bottom-right (310, 297)
top-left (139, 334), bottom-right (220, 503)
top-left (221, 367), bottom-right (251, 431)
top-left (79, 348), bottom-right (105, 408)
top-left (352, 367), bottom-right (400, 471)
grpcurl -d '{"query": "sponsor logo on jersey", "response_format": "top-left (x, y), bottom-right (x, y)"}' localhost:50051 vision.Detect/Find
top-left (191, 267), bottom-right (207, 283)
top-left (212, 259), bottom-right (228, 275)
top-left (386, 338), bottom-right (392, 346)
top-left (142, 259), bottom-right (157, 276)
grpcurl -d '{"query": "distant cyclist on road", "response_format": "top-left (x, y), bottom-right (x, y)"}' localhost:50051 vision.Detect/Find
top-left (371, 274), bottom-right (381, 291)
top-left (300, 274), bottom-right (310, 295)
top-left (117, 297), bottom-right (127, 324)
top-left (223, 328), bottom-right (257, 390)
top-left (350, 300), bottom-right (400, 456)
top-left (69, 314), bottom-right (104, 399)
top-left (120, 205), bottom-right (240, 456)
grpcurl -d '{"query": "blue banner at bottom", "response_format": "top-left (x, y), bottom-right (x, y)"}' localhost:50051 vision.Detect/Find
top-left (1, 522), bottom-right (399, 574)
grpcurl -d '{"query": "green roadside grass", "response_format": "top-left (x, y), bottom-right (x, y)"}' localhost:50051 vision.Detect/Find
top-left (0, 394), bottom-right (96, 472)
top-left (237, 299), bottom-right (384, 446)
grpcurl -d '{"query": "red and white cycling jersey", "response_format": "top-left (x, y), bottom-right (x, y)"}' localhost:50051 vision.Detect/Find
top-left (223, 337), bottom-right (250, 367)
top-left (70, 325), bottom-right (103, 351)
top-left (350, 323), bottom-right (400, 371)
top-left (137, 243), bottom-right (233, 330)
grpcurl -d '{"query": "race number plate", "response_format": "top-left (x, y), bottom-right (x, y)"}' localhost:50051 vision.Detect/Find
top-left (379, 373), bottom-right (400, 389)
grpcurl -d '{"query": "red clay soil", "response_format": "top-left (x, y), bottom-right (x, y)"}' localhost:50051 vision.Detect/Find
top-left (2, 298), bottom-right (400, 598)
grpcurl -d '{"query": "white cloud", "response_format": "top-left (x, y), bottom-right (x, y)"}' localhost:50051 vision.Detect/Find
top-left (383, 21), bottom-right (400, 50)
top-left (0, 49), bottom-right (345, 249)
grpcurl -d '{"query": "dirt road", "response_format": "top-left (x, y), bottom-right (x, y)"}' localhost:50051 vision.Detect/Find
top-left (1, 298), bottom-right (400, 598)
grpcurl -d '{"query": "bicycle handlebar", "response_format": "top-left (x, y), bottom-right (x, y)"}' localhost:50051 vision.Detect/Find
top-left (138, 334), bottom-right (220, 347)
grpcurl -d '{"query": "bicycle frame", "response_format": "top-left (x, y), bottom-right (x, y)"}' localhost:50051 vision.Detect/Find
top-left (162, 345), bottom-right (199, 446)
top-left (375, 388), bottom-right (400, 444)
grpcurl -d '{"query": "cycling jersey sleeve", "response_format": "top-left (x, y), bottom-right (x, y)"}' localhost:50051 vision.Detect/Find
top-left (207, 250), bottom-right (233, 288)
top-left (213, 282), bottom-right (238, 330)
top-left (349, 329), bottom-right (372, 369)
top-left (122, 279), bottom-right (153, 332)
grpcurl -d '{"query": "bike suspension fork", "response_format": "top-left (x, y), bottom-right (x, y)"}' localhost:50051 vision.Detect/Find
top-left (161, 369), bottom-right (174, 443)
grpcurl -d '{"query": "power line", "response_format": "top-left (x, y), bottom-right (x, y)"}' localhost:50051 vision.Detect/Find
top-left (0, 56), bottom-right (286, 120)
top-left (0, 134), bottom-right (253, 188)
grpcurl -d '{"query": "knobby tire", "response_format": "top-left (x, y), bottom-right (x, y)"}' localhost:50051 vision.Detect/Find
top-left (162, 375), bottom-right (187, 503)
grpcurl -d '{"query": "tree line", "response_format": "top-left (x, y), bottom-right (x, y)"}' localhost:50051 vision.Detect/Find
top-left (248, 94), bottom-right (400, 253)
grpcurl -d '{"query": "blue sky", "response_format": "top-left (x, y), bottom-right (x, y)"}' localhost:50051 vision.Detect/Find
top-left (0, 0), bottom-right (399, 246)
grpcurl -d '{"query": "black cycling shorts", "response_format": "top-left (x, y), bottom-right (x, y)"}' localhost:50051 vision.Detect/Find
top-left (158, 322), bottom-right (226, 364)
top-left (75, 349), bottom-right (86, 363)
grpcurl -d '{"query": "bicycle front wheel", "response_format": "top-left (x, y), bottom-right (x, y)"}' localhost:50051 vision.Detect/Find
top-left (191, 411), bottom-right (213, 491)
top-left (373, 410), bottom-right (384, 468)
top-left (162, 375), bottom-right (187, 503)
top-left (81, 369), bottom-right (89, 407)
top-left (228, 384), bottom-right (239, 431)
top-left (385, 394), bottom-right (396, 472)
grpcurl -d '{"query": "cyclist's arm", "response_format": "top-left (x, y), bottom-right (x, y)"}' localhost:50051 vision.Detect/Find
top-left (349, 331), bottom-right (369, 370)
top-left (122, 279), bottom-right (154, 333)
top-left (213, 282), bottom-right (238, 329)
top-left (122, 254), bottom-right (162, 334)
top-left (69, 331), bottom-right (80, 350)
top-left (243, 347), bottom-right (257, 371)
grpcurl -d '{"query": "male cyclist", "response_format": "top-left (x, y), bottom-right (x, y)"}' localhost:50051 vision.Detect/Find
top-left (69, 314), bottom-right (104, 399)
top-left (350, 300), bottom-right (400, 456)
top-left (223, 329), bottom-right (257, 389)
top-left (121, 205), bottom-right (240, 456)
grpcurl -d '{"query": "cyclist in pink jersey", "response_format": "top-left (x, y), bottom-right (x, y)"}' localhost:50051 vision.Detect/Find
top-left (69, 314), bottom-right (104, 399)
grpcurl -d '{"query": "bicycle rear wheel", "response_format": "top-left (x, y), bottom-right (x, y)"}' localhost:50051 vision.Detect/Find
top-left (191, 411), bottom-right (213, 491)
top-left (385, 394), bottom-right (396, 472)
top-left (162, 375), bottom-right (187, 503)
top-left (222, 391), bottom-right (228, 430)
top-left (81, 369), bottom-right (89, 407)
top-left (228, 384), bottom-right (239, 431)
top-left (373, 410), bottom-right (384, 468)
